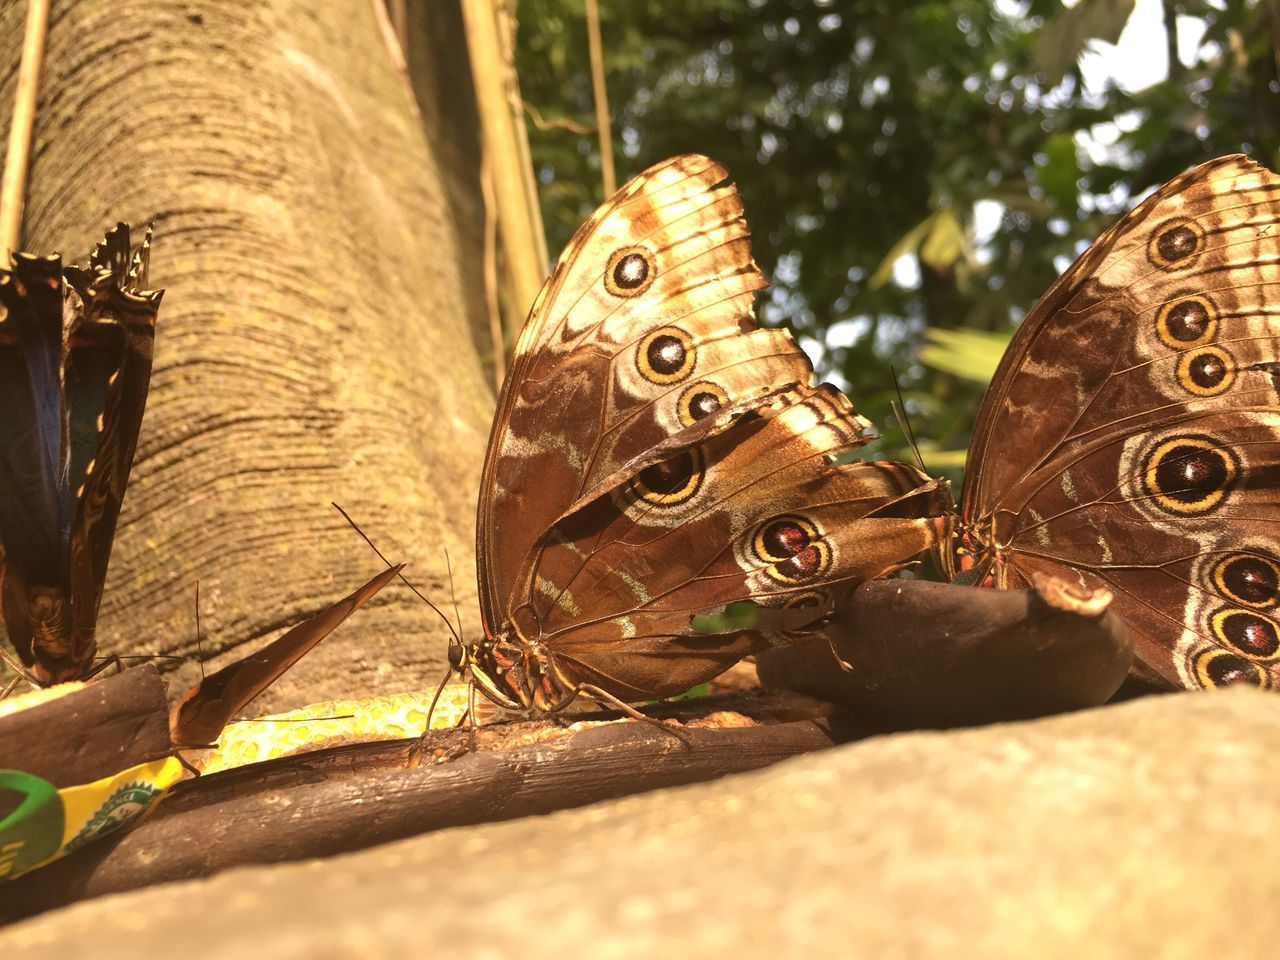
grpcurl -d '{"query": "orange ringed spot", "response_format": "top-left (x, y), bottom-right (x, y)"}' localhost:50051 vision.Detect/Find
top-left (637, 326), bottom-right (695, 385)
top-left (604, 246), bottom-right (656, 298)
top-left (1141, 435), bottom-right (1238, 516)
top-left (1175, 346), bottom-right (1235, 397)
top-left (1147, 218), bottom-right (1205, 270)
top-left (1193, 648), bottom-right (1269, 689)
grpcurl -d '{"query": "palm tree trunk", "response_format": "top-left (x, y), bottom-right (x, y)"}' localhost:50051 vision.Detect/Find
top-left (0, 0), bottom-right (495, 709)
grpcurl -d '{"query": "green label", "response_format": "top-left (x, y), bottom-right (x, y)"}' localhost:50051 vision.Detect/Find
top-left (0, 769), bottom-right (65, 879)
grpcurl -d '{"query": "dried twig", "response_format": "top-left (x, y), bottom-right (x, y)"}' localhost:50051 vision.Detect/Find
top-left (2, 692), bottom-right (838, 921)
top-left (0, 0), bottom-right (51, 260)
top-left (522, 100), bottom-right (591, 135)
top-left (461, 0), bottom-right (548, 342)
top-left (583, 0), bottom-right (615, 197)
top-left (758, 576), bottom-right (1134, 727)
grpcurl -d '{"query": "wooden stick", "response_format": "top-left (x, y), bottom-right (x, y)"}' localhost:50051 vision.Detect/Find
top-left (758, 575), bottom-right (1134, 728)
top-left (494, 1), bottom-right (548, 282)
top-left (584, 0), bottom-right (615, 197)
top-left (460, 0), bottom-right (548, 342)
top-left (481, 143), bottom-right (505, 389)
top-left (0, 0), bottom-right (50, 261)
top-left (0, 666), bottom-right (172, 788)
top-left (1, 692), bottom-right (838, 920)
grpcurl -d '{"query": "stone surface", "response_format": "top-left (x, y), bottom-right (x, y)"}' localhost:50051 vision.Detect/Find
top-left (3, 689), bottom-right (1276, 958)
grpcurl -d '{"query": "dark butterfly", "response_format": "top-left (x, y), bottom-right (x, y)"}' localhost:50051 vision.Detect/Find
top-left (0, 224), bottom-right (158, 687)
top-left (447, 154), bottom-right (951, 717)
top-left (941, 155), bottom-right (1280, 692)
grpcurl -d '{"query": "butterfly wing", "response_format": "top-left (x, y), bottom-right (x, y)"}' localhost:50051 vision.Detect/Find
top-left (0, 225), bottom-right (159, 683)
top-left (477, 156), bottom-right (817, 635)
top-left (170, 564), bottom-right (403, 747)
top-left (0, 252), bottom-right (72, 678)
top-left (530, 385), bottom-right (948, 699)
top-left (960, 155), bottom-right (1280, 689)
top-left (63, 224), bottom-right (160, 668)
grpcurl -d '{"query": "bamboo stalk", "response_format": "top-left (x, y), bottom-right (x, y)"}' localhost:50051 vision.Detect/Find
top-left (584, 0), bottom-right (615, 197)
top-left (387, 0), bottom-right (407, 56)
top-left (481, 144), bottom-right (506, 389)
top-left (494, 1), bottom-right (548, 286)
top-left (461, 0), bottom-right (548, 345)
top-left (0, 0), bottom-right (51, 261)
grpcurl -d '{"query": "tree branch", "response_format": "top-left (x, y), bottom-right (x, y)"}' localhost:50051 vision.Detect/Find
top-left (1, 691), bottom-right (838, 921)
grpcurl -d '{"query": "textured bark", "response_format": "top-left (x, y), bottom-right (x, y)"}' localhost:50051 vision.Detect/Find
top-left (0, 0), bottom-right (494, 706)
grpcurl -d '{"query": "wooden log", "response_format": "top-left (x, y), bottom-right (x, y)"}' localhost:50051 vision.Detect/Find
top-left (0, 665), bottom-right (171, 787)
top-left (1, 691), bottom-right (838, 920)
top-left (757, 575), bottom-right (1133, 728)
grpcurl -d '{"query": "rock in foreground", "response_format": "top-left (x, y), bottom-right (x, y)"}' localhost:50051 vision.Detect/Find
top-left (3, 689), bottom-right (1275, 959)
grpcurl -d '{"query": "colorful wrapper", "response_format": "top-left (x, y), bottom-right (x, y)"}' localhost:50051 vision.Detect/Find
top-left (0, 755), bottom-right (185, 881)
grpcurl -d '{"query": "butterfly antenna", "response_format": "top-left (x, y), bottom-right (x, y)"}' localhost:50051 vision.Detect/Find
top-left (230, 712), bottom-right (356, 725)
top-left (195, 579), bottom-right (206, 681)
top-left (443, 546), bottom-right (463, 643)
top-left (889, 364), bottom-right (928, 475)
top-left (330, 502), bottom-right (462, 646)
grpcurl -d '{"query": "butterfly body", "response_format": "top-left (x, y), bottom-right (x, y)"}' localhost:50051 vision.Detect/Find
top-left (947, 154), bottom-right (1280, 691)
top-left (464, 155), bottom-right (950, 715)
top-left (0, 224), bottom-right (159, 685)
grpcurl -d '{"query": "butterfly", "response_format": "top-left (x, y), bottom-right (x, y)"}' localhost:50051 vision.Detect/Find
top-left (170, 563), bottom-right (404, 749)
top-left (448, 154), bottom-right (951, 718)
top-left (940, 154), bottom-right (1280, 693)
top-left (0, 224), bottom-right (159, 687)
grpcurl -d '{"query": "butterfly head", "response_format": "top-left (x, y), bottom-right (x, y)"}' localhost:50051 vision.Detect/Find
top-left (461, 617), bottom-right (584, 715)
top-left (950, 512), bottom-right (1012, 589)
top-left (447, 636), bottom-right (466, 672)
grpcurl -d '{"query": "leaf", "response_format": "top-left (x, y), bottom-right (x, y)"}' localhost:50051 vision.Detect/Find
top-left (1038, 133), bottom-right (1082, 212)
top-left (914, 444), bottom-right (969, 469)
top-left (868, 213), bottom-right (934, 289)
top-left (1034, 0), bottom-right (1138, 85)
top-left (870, 207), bottom-right (967, 289)
top-left (918, 326), bottom-right (1012, 383)
top-left (690, 600), bottom-right (761, 634)
top-left (919, 207), bottom-right (966, 272)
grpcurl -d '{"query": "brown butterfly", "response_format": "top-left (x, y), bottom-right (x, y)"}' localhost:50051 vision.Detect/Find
top-left (0, 224), bottom-right (158, 687)
top-left (940, 154), bottom-right (1280, 692)
top-left (450, 154), bottom-right (951, 717)
top-left (171, 564), bottom-right (403, 748)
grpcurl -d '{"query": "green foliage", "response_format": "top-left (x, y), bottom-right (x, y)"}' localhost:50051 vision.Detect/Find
top-left (919, 327), bottom-right (1012, 384)
top-left (515, 0), bottom-right (1279, 476)
top-left (690, 601), bottom-right (761, 634)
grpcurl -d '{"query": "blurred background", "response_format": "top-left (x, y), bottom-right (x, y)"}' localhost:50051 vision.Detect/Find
top-left (513, 0), bottom-right (1278, 477)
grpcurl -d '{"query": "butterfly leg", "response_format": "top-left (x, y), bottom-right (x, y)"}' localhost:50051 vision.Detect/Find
top-left (461, 680), bottom-right (480, 753)
top-left (0, 672), bottom-right (24, 699)
top-left (82, 653), bottom-right (125, 681)
top-left (573, 683), bottom-right (690, 745)
top-left (821, 633), bottom-right (854, 673)
top-left (173, 751), bottom-right (205, 779)
top-left (0, 647), bottom-right (38, 696)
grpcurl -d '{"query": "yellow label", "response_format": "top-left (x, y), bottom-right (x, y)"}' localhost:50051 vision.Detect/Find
top-left (0, 755), bottom-right (185, 882)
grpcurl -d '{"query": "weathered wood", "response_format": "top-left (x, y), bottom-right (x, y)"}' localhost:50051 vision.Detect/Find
top-left (1, 691), bottom-right (838, 920)
top-left (757, 576), bottom-right (1133, 727)
top-left (0, 666), bottom-right (171, 787)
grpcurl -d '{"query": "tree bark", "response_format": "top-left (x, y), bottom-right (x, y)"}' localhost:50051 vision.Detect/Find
top-left (0, 0), bottom-right (494, 707)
